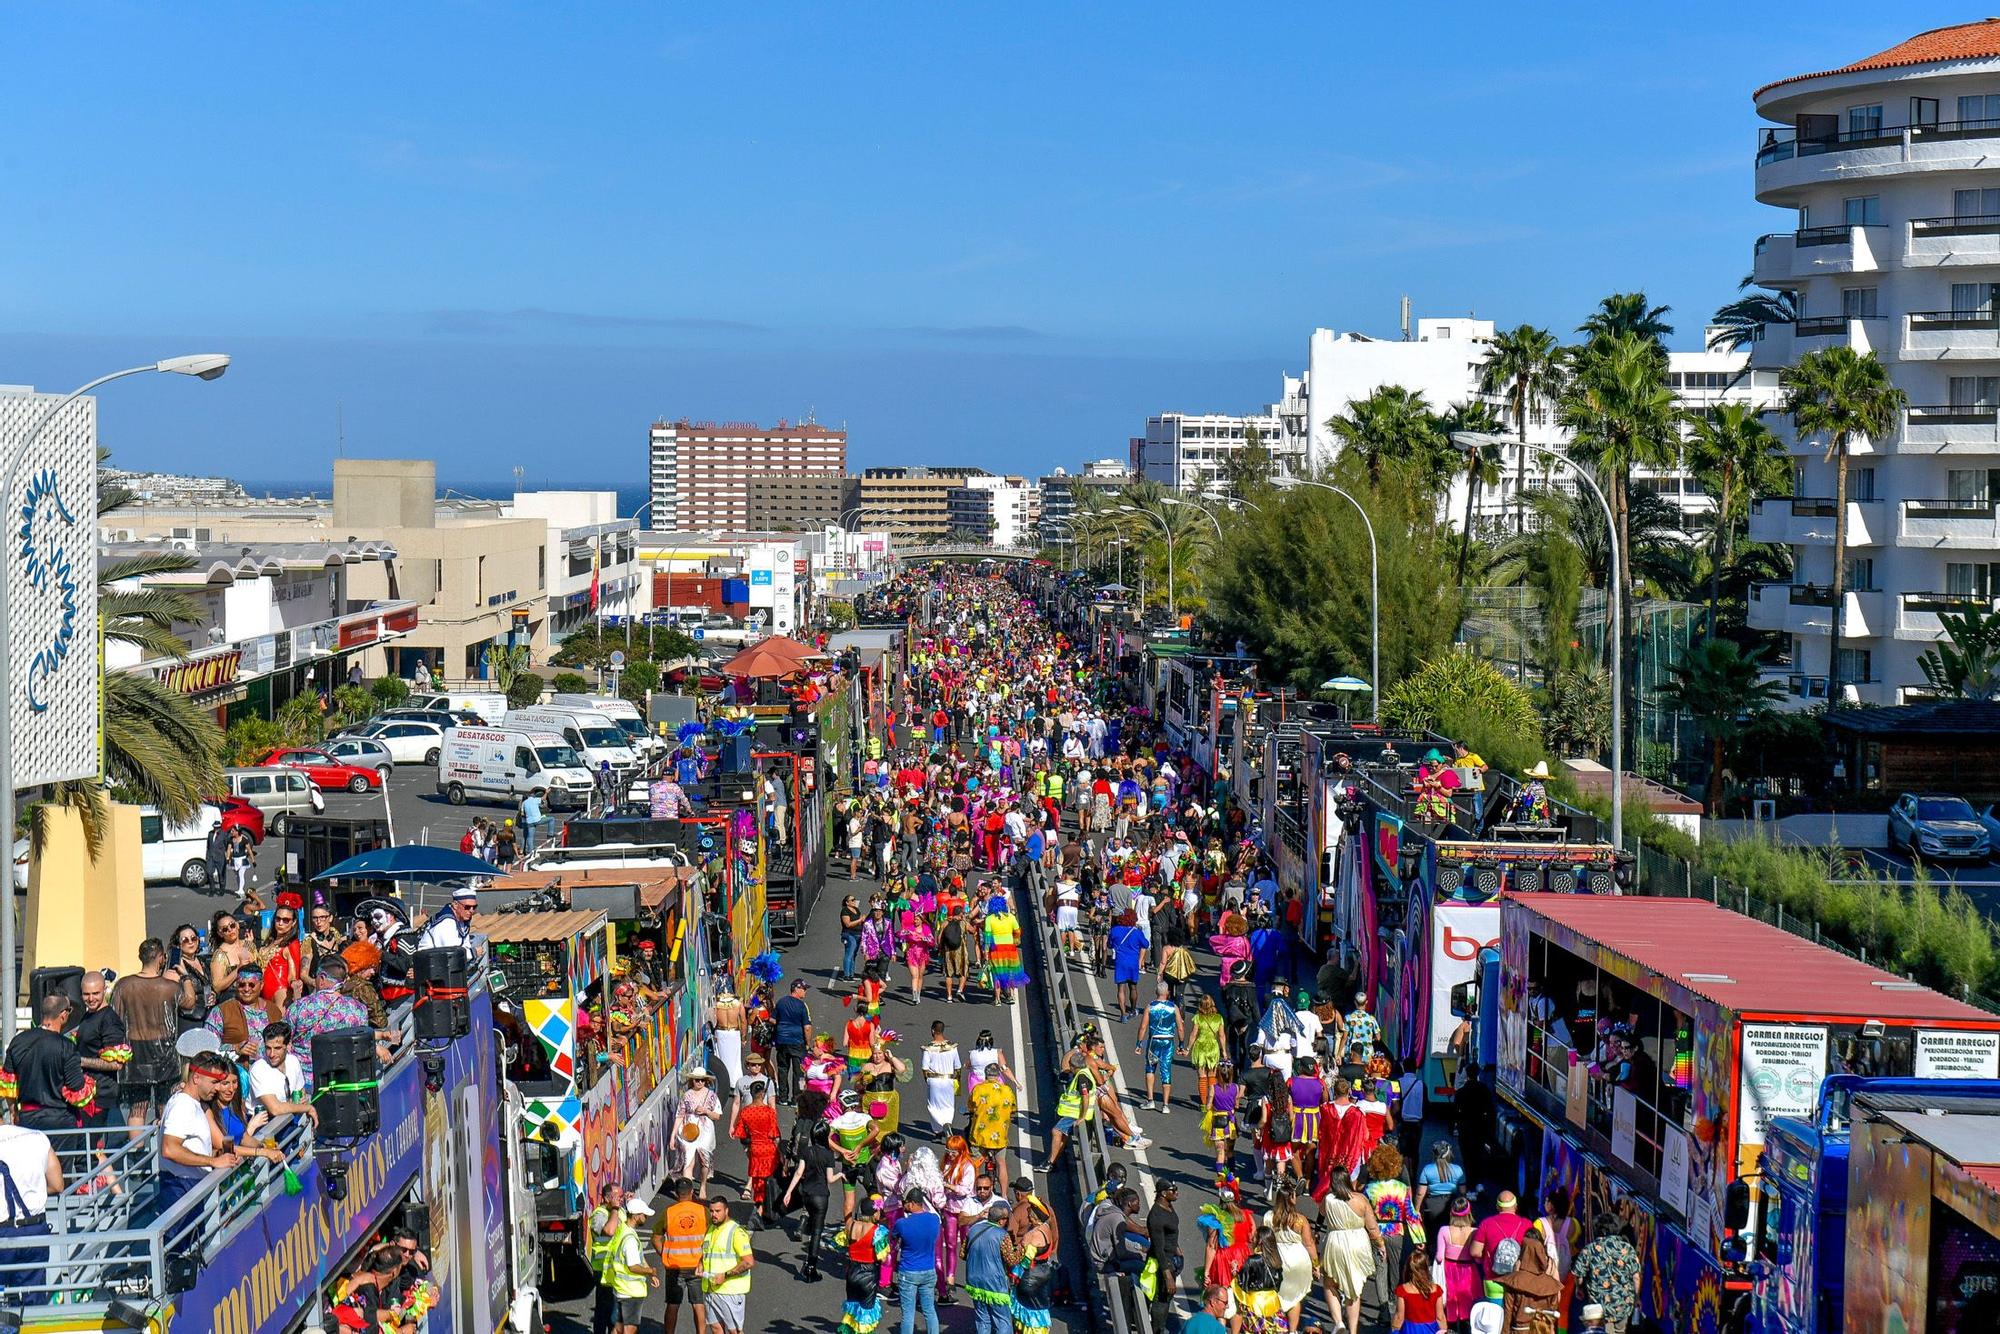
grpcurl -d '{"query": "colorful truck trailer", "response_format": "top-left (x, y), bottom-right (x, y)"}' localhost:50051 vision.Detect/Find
top-left (1488, 893), bottom-right (2000, 1334)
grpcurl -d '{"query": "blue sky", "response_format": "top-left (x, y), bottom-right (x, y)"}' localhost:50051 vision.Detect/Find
top-left (0, 4), bottom-right (1975, 489)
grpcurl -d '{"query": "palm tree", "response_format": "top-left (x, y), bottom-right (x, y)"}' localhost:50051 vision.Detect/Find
top-left (1709, 274), bottom-right (1800, 355)
top-left (1916, 604), bottom-right (2000, 700)
top-left (1783, 346), bottom-right (1907, 701)
top-left (1440, 401), bottom-right (1503, 586)
top-left (1325, 385), bottom-right (1446, 489)
top-left (1659, 639), bottom-right (1786, 814)
top-left (1579, 292), bottom-right (1674, 346)
top-left (1684, 402), bottom-right (1789, 628)
top-left (1478, 325), bottom-right (1565, 534)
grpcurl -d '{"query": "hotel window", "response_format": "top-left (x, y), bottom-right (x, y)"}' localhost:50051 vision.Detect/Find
top-left (1842, 196), bottom-right (1881, 226)
top-left (1946, 563), bottom-right (2000, 597)
top-left (1851, 467), bottom-right (1876, 502)
top-left (1950, 377), bottom-right (2000, 410)
top-left (1840, 287), bottom-right (1879, 319)
top-left (1955, 189), bottom-right (2000, 220)
top-left (1954, 283), bottom-right (2000, 317)
top-left (1843, 556), bottom-right (1875, 591)
top-left (1947, 470), bottom-right (1994, 504)
top-left (1846, 104), bottom-right (1883, 136)
top-left (1836, 648), bottom-right (1873, 684)
top-left (1912, 96), bottom-right (1940, 129)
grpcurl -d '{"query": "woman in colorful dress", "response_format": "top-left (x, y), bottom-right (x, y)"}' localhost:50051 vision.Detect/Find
top-left (1289, 1057), bottom-right (1326, 1167)
top-left (1364, 1142), bottom-right (1423, 1317)
top-left (840, 1195), bottom-right (889, 1334)
top-left (1206, 1061), bottom-right (1242, 1174)
top-left (731, 1076), bottom-right (781, 1227)
top-left (1435, 1195), bottom-right (1481, 1328)
top-left (1259, 1077), bottom-right (1295, 1189)
top-left (805, 1034), bottom-right (843, 1106)
top-left (1188, 994), bottom-right (1228, 1110)
top-left (1199, 1175), bottom-right (1255, 1301)
top-left (1390, 1246), bottom-right (1445, 1334)
top-left (1233, 1227), bottom-right (1288, 1334)
top-left (903, 910), bottom-right (935, 1004)
top-left (857, 1037), bottom-right (907, 1137)
top-left (939, 1136), bottom-right (981, 1302)
top-left (982, 893), bottom-right (1027, 1006)
top-left (1264, 1184), bottom-right (1318, 1331)
top-left (1316, 1170), bottom-right (1379, 1334)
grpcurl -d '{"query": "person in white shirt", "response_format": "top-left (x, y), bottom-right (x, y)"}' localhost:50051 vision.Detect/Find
top-left (0, 1120), bottom-right (62, 1289)
top-left (417, 885), bottom-right (482, 959)
top-left (158, 1054), bottom-right (240, 1211)
top-left (247, 1024), bottom-right (317, 1126)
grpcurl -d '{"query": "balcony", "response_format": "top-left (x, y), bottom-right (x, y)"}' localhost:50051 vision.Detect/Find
top-left (1747, 496), bottom-right (1884, 547)
top-left (1792, 314), bottom-right (1890, 357)
top-left (1898, 497), bottom-right (2000, 548)
top-left (1898, 590), bottom-right (1998, 638)
top-left (1748, 320), bottom-right (1795, 372)
top-left (1754, 224), bottom-right (1887, 281)
top-left (1902, 403), bottom-right (2000, 454)
top-left (1906, 214), bottom-right (2000, 268)
top-left (1748, 582), bottom-right (1885, 637)
top-left (1755, 118), bottom-right (2000, 199)
top-left (1903, 309), bottom-right (2000, 360)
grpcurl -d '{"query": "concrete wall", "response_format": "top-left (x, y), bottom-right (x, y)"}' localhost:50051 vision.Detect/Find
top-left (333, 459), bottom-right (436, 530)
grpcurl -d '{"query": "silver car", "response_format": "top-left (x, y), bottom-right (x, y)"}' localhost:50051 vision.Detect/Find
top-left (1888, 792), bottom-right (1992, 863)
top-left (324, 734), bottom-right (396, 779)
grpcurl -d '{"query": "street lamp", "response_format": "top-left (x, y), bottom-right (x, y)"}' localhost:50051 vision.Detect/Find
top-left (1161, 494), bottom-right (1224, 542)
top-left (1271, 475), bottom-right (1379, 722)
top-left (1454, 430), bottom-right (1623, 851)
top-left (1117, 504), bottom-right (1177, 625)
top-left (0, 354), bottom-right (231, 1041)
top-left (626, 498), bottom-right (656, 651)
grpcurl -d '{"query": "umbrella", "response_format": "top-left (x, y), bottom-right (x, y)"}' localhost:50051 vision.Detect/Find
top-left (718, 636), bottom-right (817, 679)
top-left (312, 844), bottom-right (500, 883)
top-left (1096, 583), bottom-right (1130, 595)
top-left (1319, 676), bottom-right (1372, 693)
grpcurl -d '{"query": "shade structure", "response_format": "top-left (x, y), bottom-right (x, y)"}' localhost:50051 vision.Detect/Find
top-left (1319, 676), bottom-right (1373, 693)
top-left (718, 635), bottom-right (820, 679)
top-left (312, 844), bottom-right (499, 883)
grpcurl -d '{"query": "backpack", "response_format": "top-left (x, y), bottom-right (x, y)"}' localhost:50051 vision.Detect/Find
top-left (1491, 1236), bottom-right (1521, 1276)
top-left (940, 918), bottom-right (965, 951)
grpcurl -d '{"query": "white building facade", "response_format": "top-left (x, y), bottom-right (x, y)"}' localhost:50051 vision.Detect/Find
top-left (947, 476), bottom-right (1040, 547)
top-left (1744, 19), bottom-right (2000, 704)
top-left (501, 491), bottom-right (642, 642)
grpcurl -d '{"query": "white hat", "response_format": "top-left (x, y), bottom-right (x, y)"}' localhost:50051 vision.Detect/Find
top-left (625, 1197), bottom-right (657, 1218)
top-left (451, 885), bottom-right (480, 902)
top-left (1526, 761), bottom-right (1552, 780)
top-left (1582, 1306), bottom-right (1605, 1322)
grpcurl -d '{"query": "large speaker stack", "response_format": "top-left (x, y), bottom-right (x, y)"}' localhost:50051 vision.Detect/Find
top-left (412, 948), bottom-right (471, 1041)
top-left (310, 1028), bottom-right (382, 1138)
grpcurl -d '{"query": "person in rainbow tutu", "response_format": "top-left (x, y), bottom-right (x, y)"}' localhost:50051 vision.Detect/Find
top-left (980, 888), bottom-right (1028, 1005)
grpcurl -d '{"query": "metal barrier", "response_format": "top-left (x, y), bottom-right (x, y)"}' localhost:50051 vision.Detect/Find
top-left (1022, 881), bottom-right (1152, 1334)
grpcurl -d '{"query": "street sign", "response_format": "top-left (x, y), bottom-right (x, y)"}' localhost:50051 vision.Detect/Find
top-left (693, 628), bottom-right (705, 641)
top-left (610, 650), bottom-right (627, 668)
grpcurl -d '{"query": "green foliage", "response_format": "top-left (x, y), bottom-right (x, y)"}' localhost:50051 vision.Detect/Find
top-left (1708, 276), bottom-right (1798, 354)
top-left (1324, 385), bottom-right (1454, 492)
top-left (1659, 639), bottom-right (1786, 813)
top-left (370, 675), bottom-right (410, 709)
top-left (489, 644), bottom-right (532, 693)
top-left (1204, 468), bottom-right (1457, 692)
top-left (277, 693), bottom-right (327, 746)
top-left (550, 671), bottom-right (590, 695)
top-left (552, 624), bottom-right (700, 670)
top-left (506, 672), bottom-right (545, 710)
top-left (619, 659), bottom-right (660, 704)
top-left (225, 717), bottom-right (287, 766)
top-left (330, 685), bottom-right (374, 728)
top-left (824, 599), bottom-right (858, 632)
top-left (1917, 604), bottom-right (2000, 700)
top-left (1538, 667), bottom-right (1610, 758)
top-left (1383, 652), bottom-right (1545, 777)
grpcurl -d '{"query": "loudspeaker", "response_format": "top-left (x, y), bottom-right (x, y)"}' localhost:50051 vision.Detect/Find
top-left (412, 948), bottom-right (471, 1040)
top-left (32, 966), bottom-right (85, 1025)
top-left (311, 1027), bottom-right (381, 1137)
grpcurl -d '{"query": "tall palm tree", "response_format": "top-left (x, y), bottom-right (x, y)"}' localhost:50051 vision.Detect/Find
top-left (1684, 402), bottom-right (1790, 629)
top-left (1440, 401), bottom-right (1504, 586)
top-left (1709, 274), bottom-right (1800, 355)
top-left (1478, 325), bottom-right (1565, 533)
top-left (1783, 346), bottom-right (1907, 701)
top-left (1579, 292), bottom-right (1674, 346)
top-left (1325, 384), bottom-right (1446, 489)
top-left (1561, 329), bottom-right (1680, 763)
top-left (1659, 639), bottom-right (1786, 814)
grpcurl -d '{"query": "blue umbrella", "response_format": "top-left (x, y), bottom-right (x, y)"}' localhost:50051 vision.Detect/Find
top-left (312, 844), bottom-right (499, 883)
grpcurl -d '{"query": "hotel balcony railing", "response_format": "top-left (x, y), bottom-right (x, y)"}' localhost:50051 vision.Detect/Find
top-left (1793, 315), bottom-right (1853, 338)
top-left (1902, 590), bottom-right (1995, 616)
top-left (1908, 309), bottom-right (2000, 331)
top-left (1756, 117), bottom-right (2000, 166)
top-left (1908, 403), bottom-right (2000, 426)
top-left (1911, 213), bottom-right (2000, 236)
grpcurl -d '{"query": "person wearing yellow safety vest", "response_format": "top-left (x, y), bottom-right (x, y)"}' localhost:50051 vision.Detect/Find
top-left (654, 1176), bottom-right (709, 1334)
top-left (700, 1192), bottom-right (755, 1334)
top-left (598, 1196), bottom-right (658, 1334)
top-left (586, 1182), bottom-right (630, 1334)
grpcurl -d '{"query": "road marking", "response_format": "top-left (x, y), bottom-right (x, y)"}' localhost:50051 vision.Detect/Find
top-left (1009, 953), bottom-right (1033, 1170)
top-left (1074, 955), bottom-right (1154, 1179)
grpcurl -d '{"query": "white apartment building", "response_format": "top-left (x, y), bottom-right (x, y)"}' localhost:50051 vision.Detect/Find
top-left (500, 490), bottom-right (642, 642)
top-left (947, 475), bottom-right (1040, 547)
top-left (1138, 408), bottom-right (1304, 493)
top-left (1744, 18), bottom-right (2000, 704)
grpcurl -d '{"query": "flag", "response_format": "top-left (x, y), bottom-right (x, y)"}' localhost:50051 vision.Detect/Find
top-left (590, 539), bottom-right (601, 610)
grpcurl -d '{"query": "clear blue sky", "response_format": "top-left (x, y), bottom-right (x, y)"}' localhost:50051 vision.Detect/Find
top-left (0, 4), bottom-right (1972, 490)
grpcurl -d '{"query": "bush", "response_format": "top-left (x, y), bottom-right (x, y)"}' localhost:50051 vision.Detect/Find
top-left (371, 675), bottom-right (410, 709)
top-left (507, 672), bottom-right (545, 710)
top-left (550, 671), bottom-right (590, 695)
top-left (276, 694), bottom-right (326, 745)
top-left (619, 659), bottom-right (660, 704)
top-left (225, 717), bottom-right (286, 766)
top-left (1384, 651), bottom-right (1544, 777)
top-left (331, 685), bottom-right (373, 727)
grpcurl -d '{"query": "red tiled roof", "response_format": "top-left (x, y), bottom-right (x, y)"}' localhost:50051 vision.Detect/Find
top-left (1756, 19), bottom-right (2000, 99)
top-left (1965, 1164), bottom-right (2000, 1196)
top-left (1508, 894), bottom-right (1999, 1023)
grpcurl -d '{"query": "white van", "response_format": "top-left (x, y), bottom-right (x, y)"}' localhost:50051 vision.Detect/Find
top-left (141, 802), bottom-right (228, 888)
top-left (505, 707), bottom-right (642, 782)
top-left (407, 691), bottom-right (509, 725)
top-left (437, 726), bottom-right (594, 809)
top-left (548, 694), bottom-right (664, 758)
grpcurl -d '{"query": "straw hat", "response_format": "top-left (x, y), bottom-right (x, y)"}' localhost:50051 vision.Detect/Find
top-left (1526, 761), bottom-right (1552, 779)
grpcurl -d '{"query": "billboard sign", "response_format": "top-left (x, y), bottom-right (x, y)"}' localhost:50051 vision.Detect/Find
top-left (4, 391), bottom-right (100, 786)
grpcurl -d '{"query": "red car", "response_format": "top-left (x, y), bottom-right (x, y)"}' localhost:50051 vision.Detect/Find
top-left (256, 747), bottom-right (385, 794)
top-left (213, 796), bottom-right (267, 844)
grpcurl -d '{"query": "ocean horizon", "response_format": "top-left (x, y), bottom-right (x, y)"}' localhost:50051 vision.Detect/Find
top-left (236, 478), bottom-right (651, 518)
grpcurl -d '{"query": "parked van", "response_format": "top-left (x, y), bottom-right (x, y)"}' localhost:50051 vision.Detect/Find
top-left (547, 694), bottom-right (664, 758)
top-left (223, 766), bottom-right (326, 835)
top-left (141, 802), bottom-right (229, 888)
top-left (437, 726), bottom-right (594, 809)
top-left (505, 707), bottom-right (642, 782)
top-left (407, 691), bottom-right (509, 725)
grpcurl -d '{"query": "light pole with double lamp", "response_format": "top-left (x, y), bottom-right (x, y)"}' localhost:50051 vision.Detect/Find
top-left (1116, 504), bottom-right (1177, 626)
top-left (626, 498), bottom-right (656, 652)
top-left (1452, 429), bottom-right (1622, 851)
top-left (1270, 475), bottom-right (1379, 722)
top-left (0, 355), bottom-right (231, 1040)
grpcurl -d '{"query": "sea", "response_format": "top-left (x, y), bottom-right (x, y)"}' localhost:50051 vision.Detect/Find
top-left (238, 479), bottom-right (651, 519)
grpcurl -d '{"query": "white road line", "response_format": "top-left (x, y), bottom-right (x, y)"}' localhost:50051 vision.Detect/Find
top-left (1008, 960), bottom-right (1033, 1169)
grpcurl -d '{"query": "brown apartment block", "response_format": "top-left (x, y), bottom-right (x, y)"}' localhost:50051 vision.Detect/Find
top-left (646, 418), bottom-right (847, 532)
top-left (746, 473), bottom-right (857, 530)
top-left (855, 466), bottom-right (987, 544)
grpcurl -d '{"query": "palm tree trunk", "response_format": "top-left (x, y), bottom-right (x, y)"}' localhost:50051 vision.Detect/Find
top-left (1708, 733), bottom-right (1726, 815)
top-left (1707, 471), bottom-right (1730, 639)
top-left (1615, 471), bottom-right (1633, 771)
top-left (1513, 383), bottom-right (1528, 534)
top-left (1827, 438), bottom-right (1851, 702)
top-left (1454, 469), bottom-right (1481, 586)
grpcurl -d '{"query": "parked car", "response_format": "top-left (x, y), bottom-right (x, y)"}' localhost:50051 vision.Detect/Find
top-left (344, 719), bottom-right (445, 765)
top-left (324, 734), bottom-right (397, 778)
top-left (212, 796), bottom-right (267, 845)
top-left (377, 706), bottom-right (473, 732)
top-left (139, 803), bottom-right (229, 888)
top-left (224, 765), bottom-right (326, 834)
top-left (253, 747), bottom-right (385, 794)
top-left (405, 691), bottom-right (508, 725)
top-left (1889, 792), bottom-right (1992, 862)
